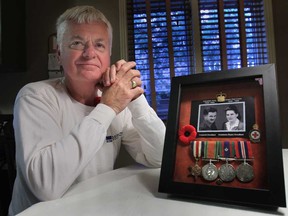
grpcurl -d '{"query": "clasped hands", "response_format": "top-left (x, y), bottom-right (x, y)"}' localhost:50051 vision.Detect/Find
top-left (98, 60), bottom-right (144, 114)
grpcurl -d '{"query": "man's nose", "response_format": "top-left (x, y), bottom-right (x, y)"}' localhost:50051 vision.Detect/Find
top-left (82, 43), bottom-right (96, 59)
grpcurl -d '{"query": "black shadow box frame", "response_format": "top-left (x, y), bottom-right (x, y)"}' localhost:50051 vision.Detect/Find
top-left (158, 64), bottom-right (286, 208)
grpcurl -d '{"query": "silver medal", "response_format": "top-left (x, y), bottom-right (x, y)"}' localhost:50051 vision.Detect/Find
top-left (202, 161), bottom-right (218, 181)
top-left (218, 162), bottom-right (236, 182)
top-left (236, 161), bottom-right (254, 182)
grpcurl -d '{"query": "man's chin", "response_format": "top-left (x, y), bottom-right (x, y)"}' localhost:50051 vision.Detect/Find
top-left (79, 71), bottom-right (102, 82)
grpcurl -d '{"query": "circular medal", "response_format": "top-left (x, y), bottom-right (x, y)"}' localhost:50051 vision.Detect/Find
top-left (202, 162), bottom-right (218, 181)
top-left (236, 162), bottom-right (254, 182)
top-left (218, 163), bottom-right (236, 182)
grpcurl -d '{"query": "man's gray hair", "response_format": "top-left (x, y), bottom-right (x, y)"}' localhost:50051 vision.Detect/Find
top-left (56, 5), bottom-right (113, 52)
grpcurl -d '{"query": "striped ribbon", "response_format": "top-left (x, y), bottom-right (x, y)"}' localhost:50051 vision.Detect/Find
top-left (218, 141), bottom-right (236, 158)
top-left (191, 141), bottom-right (203, 158)
top-left (192, 140), bottom-right (252, 159)
top-left (203, 141), bottom-right (219, 159)
top-left (235, 141), bottom-right (253, 159)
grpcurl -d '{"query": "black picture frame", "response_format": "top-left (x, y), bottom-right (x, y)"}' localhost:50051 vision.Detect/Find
top-left (158, 64), bottom-right (286, 208)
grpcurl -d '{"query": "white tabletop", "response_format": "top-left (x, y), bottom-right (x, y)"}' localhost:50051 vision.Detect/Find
top-left (18, 149), bottom-right (288, 216)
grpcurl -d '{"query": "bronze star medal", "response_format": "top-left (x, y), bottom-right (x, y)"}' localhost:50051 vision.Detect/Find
top-left (188, 141), bottom-right (202, 180)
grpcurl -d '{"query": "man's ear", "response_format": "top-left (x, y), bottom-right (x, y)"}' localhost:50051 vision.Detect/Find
top-left (57, 45), bottom-right (61, 64)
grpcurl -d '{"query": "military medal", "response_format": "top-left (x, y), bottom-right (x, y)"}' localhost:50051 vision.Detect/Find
top-left (188, 141), bottom-right (203, 179)
top-left (188, 162), bottom-right (202, 179)
top-left (202, 141), bottom-right (219, 181)
top-left (236, 160), bottom-right (254, 182)
top-left (219, 161), bottom-right (236, 182)
top-left (218, 141), bottom-right (236, 182)
top-left (202, 161), bottom-right (218, 181)
top-left (235, 141), bottom-right (254, 182)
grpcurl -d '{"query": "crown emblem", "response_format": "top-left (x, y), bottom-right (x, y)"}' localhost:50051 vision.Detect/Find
top-left (252, 124), bottom-right (259, 130)
top-left (216, 92), bottom-right (226, 102)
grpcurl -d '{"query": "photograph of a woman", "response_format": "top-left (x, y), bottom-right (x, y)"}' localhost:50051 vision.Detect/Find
top-left (222, 105), bottom-right (244, 131)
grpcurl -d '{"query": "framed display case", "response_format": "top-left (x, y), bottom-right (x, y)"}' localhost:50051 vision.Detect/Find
top-left (158, 64), bottom-right (286, 208)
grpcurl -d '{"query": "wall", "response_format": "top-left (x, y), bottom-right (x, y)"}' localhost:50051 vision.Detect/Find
top-left (272, 1), bottom-right (288, 149)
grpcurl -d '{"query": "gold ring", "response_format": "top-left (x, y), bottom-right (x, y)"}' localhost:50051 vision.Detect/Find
top-left (131, 80), bottom-right (137, 89)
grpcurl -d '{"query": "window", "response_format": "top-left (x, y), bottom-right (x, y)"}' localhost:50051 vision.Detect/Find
top-left (199, 0), bottom-right (268, 71)
top-left (126, 0), bottom-right (270, 120)
top-left (127, 0), bottom-right (194, 119)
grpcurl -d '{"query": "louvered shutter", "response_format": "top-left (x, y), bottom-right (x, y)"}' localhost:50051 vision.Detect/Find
top-left (198, 0), bottom-right (268, 72)
top-left (127, 0), bottom-right (194, 119)
top-left (126, 0), bottom-right (268, 119)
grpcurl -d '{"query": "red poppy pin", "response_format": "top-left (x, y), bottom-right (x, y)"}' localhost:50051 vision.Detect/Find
top-left (178, 124), bottom-right (197, 145)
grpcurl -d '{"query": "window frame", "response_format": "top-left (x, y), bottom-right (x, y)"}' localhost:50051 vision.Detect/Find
top-left (119, 0), bottom-right (276, 118)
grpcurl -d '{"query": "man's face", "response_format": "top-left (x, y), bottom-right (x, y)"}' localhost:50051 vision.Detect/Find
top-left (205, 111), bottom-right (217, 124)
top-left (58, 21), bottom-right (111, 84)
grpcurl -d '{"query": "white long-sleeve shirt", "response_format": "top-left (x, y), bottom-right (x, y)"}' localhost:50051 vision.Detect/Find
top-left (9, 78), bottom-right (165, 215)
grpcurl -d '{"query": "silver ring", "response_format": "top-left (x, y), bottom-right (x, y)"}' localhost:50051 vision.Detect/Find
top-left (131, 80), bottom-right (137, 89)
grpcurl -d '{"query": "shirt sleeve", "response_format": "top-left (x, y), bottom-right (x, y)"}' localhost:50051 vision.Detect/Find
top-left (13, 89), bottom-right (116, 201)
top-left (121, 94), bottom-right (166, 167)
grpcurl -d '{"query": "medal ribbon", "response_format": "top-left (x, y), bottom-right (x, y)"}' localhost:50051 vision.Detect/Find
top-left (204, 141), bottom-right (218, 159)
top-left (191, 141), bottom-right (202, 158)
top-left (236, 141), bottom-right (253, 159)
top-left (220, 141), bottom-right (236, 158)
top-left (224, 141), bottom-right (230, 158)
top-left (231, 141), bottom-right (236, 158)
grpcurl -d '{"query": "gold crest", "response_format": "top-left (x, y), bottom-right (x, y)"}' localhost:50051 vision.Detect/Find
top-left (216, 92), bottom-right (226, 102)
